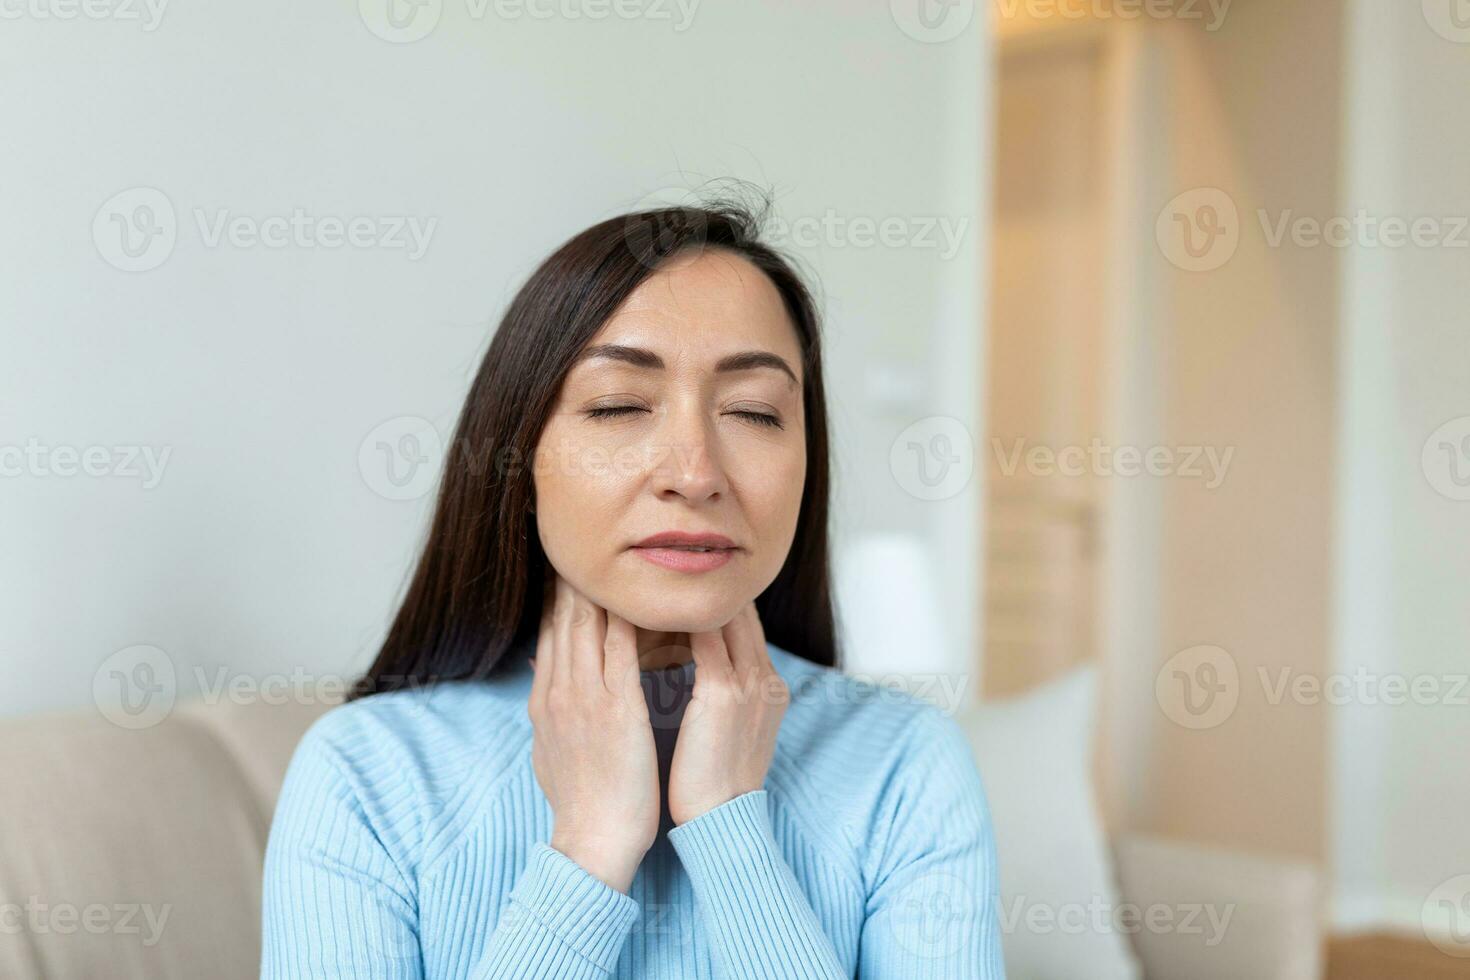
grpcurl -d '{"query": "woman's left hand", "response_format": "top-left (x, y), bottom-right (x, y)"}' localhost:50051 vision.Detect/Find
top-left (666, 601), bottom-right (790, 826)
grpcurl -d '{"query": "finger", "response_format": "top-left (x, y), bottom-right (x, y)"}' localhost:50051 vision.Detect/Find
top-left (550, 572), bottom-right (573, 692)
top-left (531, 578), bottom-right (554, 708)
top-left (722, 602), bottom-right (760, 676)
top-left (746, 601), bottom-right (770, 667)
top-left (689, 628), bottom-right (733, 681)
top-left (565, 579), bottom-right (607, 690)
top-left (603, 608), bottom-right (641, 696)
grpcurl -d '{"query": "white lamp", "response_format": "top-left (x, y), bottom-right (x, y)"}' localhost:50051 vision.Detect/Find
top-left (833, 531), bottom-right (953, 683)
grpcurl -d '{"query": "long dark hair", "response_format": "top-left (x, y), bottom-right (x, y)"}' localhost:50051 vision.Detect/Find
top-left (348, 196), bottom-right (839, 701)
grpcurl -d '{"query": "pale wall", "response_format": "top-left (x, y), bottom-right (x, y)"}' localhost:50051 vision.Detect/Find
top-left (1332, 0), bottom-right (1470, 932)
top-left (0, 1), bottom-right (987, 718)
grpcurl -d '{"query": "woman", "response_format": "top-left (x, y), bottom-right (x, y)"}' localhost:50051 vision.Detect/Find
top-left (260, 200), bottom-right (1005, 978)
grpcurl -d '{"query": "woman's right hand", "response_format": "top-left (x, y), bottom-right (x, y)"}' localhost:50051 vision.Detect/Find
top-left (528, 571), bottom-right (660, 894)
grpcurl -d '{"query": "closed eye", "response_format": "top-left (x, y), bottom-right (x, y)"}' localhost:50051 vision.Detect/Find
top-left (734, 411), bottom-right (784, 430)
top-left (585, 405), bottom-right (648, 421)
top-left (585, 406), bottom-right (784, 430)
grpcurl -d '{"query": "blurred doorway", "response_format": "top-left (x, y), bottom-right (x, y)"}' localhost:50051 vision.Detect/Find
top-left (983, 28), bottom-right (1106, 699)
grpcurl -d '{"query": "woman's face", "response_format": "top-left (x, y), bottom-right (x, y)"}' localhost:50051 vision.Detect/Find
top-left (532, 248), bottom-right (807, 634)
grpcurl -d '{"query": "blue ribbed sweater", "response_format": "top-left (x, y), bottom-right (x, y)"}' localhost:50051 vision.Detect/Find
top-left (260, 639), bottom-right (1005, 978)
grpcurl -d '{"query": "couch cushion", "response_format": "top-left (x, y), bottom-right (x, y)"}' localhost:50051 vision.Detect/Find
top-left (175, 689), bottom-right (342, 825)
top-left (0, 692), bottom-right (338, 980)
top-left (1113, 833), bottom-right (1323, 980)
top-left (952, 665), bottom-right (1143, 980)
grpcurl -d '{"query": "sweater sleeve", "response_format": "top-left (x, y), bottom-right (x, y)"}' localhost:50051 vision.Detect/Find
top-left (260, 724), bottom-right (425, 979)
top-left (856, 706), bottom-right (1006, 979)
top-left (261, 723), bottom-right (640, 980)
top-left (666, 789), bottom-right (848, 979)
top-left (469, 842), bottom-right (641, 979)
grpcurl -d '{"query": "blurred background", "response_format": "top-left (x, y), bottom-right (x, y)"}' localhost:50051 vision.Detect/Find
top-left (2, 0), bottom-right (1467, 977)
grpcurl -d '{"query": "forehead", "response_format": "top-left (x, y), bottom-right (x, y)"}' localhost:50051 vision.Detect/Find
top-left (586, 250), bottom-right (802, 373)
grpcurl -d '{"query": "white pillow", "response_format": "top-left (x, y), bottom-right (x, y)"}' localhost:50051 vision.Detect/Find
top-left (953, 666), bottom-right (1142, 980)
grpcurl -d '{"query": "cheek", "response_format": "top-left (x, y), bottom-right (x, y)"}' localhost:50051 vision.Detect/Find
top-left (532, 431), bottom-right (618, 565)
top-left (738, 443), bottom-right (806, 550)
top-left (532, 427), bottom-right (652, 574)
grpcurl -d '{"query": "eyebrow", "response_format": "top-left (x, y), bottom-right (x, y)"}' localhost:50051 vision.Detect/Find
top-left (574, 344), bottom-right (800, 387)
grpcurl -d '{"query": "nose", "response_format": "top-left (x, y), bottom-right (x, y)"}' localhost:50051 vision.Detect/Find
top-left (648, 402), bottom-right (729, 503)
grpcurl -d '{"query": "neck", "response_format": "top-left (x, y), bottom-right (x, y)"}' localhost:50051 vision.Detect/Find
top-left (635, 629), bottom-right (693, 671)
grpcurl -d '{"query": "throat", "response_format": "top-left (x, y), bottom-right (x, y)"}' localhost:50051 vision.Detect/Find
top-left (636, 629), bottom-right (693, 671)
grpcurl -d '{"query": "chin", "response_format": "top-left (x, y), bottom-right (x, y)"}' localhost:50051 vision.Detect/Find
top-left (610, 588), bottom-right (747, 635)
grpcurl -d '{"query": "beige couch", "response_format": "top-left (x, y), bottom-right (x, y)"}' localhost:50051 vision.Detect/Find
top-left (0, 692), bottom-right (1322, 979)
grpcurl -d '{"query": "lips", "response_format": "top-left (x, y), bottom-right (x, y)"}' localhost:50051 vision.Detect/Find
top-left (631, 531), bottom-right (738, 551)
top-left (630, 530), bottom-right (740, 574)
